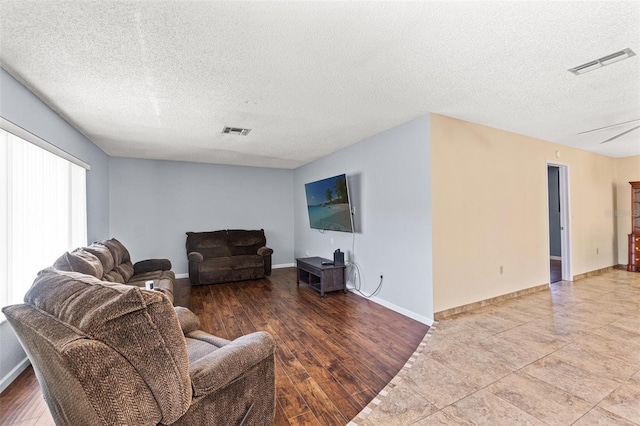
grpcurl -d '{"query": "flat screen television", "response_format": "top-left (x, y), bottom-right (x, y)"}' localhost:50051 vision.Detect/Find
top-left (304, 173), bottom-right (354, 233)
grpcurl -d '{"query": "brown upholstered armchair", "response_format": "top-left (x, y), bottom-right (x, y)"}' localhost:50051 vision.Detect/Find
top-left (2, 268), bottom-right (276, 426)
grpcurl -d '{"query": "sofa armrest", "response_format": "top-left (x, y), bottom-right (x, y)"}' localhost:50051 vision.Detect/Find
top-left (189, 331), bottom-right (275, 397)
top-left (187, 252), bottom-right (204, 263)
top-left (257, 246), bottom-right (273, 257)
top-left (133, 258), bottom-right (172, 275)
top-left (174, 307), bottom-right (200, 334)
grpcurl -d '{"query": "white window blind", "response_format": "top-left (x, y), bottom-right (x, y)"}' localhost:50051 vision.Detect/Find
top-left (1, 126), bottom-right (87, 320)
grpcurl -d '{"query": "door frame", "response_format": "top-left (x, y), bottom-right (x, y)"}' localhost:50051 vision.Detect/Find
top-left (546, 161), bottom-right (573, 281)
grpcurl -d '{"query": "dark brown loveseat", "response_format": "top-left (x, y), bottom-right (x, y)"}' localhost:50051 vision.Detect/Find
top-left (186, 229), bottom-right (273, 285)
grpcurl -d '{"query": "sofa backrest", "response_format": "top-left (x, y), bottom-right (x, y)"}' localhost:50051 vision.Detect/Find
top-left (227, 229), bottom-right (267, 256)
top-left (7, 268), bottom-right (192, 425)
top-left (83, 242), bottom-right (115, 274)
top-left (186, 229), bottom-right (266, 258)
top-left (52, 248), bottom-right (104, 279)
top-left (54, 238), bottom-right (134, 283)
top-left (186, 230), bottom-right (231, 258)
top-left (3, 303), bottom-right (117, 425)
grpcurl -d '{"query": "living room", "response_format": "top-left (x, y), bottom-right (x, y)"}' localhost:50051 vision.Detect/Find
top-left (1, 2), bottom-right (639, 424)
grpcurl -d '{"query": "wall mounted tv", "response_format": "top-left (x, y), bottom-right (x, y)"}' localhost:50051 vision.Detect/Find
top-left (304, 173), bottom-right (354, 233)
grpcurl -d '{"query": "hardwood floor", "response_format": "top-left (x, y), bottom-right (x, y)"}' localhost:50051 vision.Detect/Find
top-left (0, 366), bottom-right (54, 426)
top-left (0, 268), bottom-right (429, 425)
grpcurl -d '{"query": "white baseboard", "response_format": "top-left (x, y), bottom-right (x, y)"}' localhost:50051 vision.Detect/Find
top-left (174, 273), bottom-right (189, 279)
top-left (550, 256), bottom-right (562, 261)
top-left (346, 288), bottom-right (433, 326)
top-left (0, 356), bottom-right (30, 394)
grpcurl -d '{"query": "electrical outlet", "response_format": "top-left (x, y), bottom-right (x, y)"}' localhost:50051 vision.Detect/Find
top-left (500, 266), bottom-right (504, 274)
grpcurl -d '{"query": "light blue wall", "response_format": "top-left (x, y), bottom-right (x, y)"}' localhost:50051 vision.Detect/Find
top-left (109, 158), bottom-right (295, 275)
top-left (294, 116), bottom-right (433, 323)
top-left (0, 68), bottom-right (110, 392)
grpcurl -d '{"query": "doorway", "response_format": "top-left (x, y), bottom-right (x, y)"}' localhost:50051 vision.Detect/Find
top-left (547, 162), bottom-right (572, 282)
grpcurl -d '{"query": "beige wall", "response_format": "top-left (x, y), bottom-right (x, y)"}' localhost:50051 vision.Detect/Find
top-left (431, 114), bottom-right (619, 313)
top-left (614, 156), bottom-right (640, 266)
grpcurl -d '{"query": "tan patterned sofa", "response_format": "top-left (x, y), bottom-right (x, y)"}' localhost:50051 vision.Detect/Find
top-left (2, 266), bottom-right (276, 425)
top-left (52, 238), bottom-right (176, 304)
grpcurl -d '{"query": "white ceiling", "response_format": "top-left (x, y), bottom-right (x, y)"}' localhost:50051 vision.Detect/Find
top-left (1, 1), bottom-right (639, 169)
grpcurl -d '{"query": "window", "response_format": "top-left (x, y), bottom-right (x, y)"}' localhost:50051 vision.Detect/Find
top-left (1, 122), bottom-right (88, 320)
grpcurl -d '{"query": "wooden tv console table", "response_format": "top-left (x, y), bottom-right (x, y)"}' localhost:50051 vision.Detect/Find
top-left (296, 257), bottom-right (346, 297)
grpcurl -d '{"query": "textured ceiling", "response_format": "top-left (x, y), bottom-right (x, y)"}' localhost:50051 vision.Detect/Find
top-left (1, 1), bottom-right (639, 169)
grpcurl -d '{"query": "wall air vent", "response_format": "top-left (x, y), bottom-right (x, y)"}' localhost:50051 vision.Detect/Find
top-left (222, 126), bottom-right (251, 136)
top-left (568, 48), bottom-right (636, 75)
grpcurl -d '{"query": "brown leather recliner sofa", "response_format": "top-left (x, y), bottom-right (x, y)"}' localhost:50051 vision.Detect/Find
top-left (186, 229), bottom-right (273, 285)
top-left (2, 266), bottom-right (276, 425)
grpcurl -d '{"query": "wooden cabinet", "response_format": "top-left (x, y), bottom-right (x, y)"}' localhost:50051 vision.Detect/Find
top-left (296, 257), bottom-right (346, 297)
top-left (628, 234), bottom-right (640, 272)
top-left (628, 181), bottom-right (640, 272)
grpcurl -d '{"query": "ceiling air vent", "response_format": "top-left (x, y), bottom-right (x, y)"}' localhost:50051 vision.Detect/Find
top-left (222, 126), bottom-right (251, 136)
top-left (568, 48), bottom-right (636, 75)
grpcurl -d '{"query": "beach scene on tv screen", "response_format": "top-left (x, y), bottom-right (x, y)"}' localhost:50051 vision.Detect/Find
top-left (305, 174), bottom-right (353, 232)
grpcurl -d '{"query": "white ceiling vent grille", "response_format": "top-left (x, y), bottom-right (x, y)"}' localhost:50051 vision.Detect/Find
top-left (222, 126), bottom-right (251, 136)
top-left (568, 48), bottom-right (636, 75)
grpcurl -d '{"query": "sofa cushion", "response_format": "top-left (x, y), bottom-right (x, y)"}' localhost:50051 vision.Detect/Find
top-left (201, 257), bottom-right (233, 272)
top-left (227, 230), bottom-right (266, 256)
top-left (129, 270), bottom-right (175, 301)
top-left (175, 307), bottom-right (200, 334)
top-left (199, 246), bottom-right (231, 258)
top-left (129, 269), bottom-right (176, 283)
top-left (53, 249), bottom-right (104, 279)
top-left (186, 231), bottom-right (231, 258)
top-left (230, 255), bottom-right (264, 269)
top-left (134, 259), bottom-right (171, 275)
top-left (103, 270), bottom-right (125, 283)
top-left (114, 262), bottom-right (134, 282)
top-left (103, 238), bottom-right (131, 266)
top-left (84, 243), bottom-right (115, 276)
top-left (198, 258), bottom-right (234, 284)
top-left (185, 337), bottom-right (221, 364)
top-left (24, 268), bottom-right (192, 423)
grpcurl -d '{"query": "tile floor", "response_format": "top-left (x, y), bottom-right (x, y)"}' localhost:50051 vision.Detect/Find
top-left (350, 269), bottom-right (640, 425)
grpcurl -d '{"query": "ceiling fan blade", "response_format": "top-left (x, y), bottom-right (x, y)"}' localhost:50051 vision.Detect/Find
top-left (599, 125), bottom-right (640, 144)
top-left (578, 118), bottom-right (640, 135)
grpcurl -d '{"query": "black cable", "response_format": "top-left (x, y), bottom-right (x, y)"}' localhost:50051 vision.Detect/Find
top-left (349, 263), bottom-right (383, 299)
top-left (345, 212), bottom-right (383, 299)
